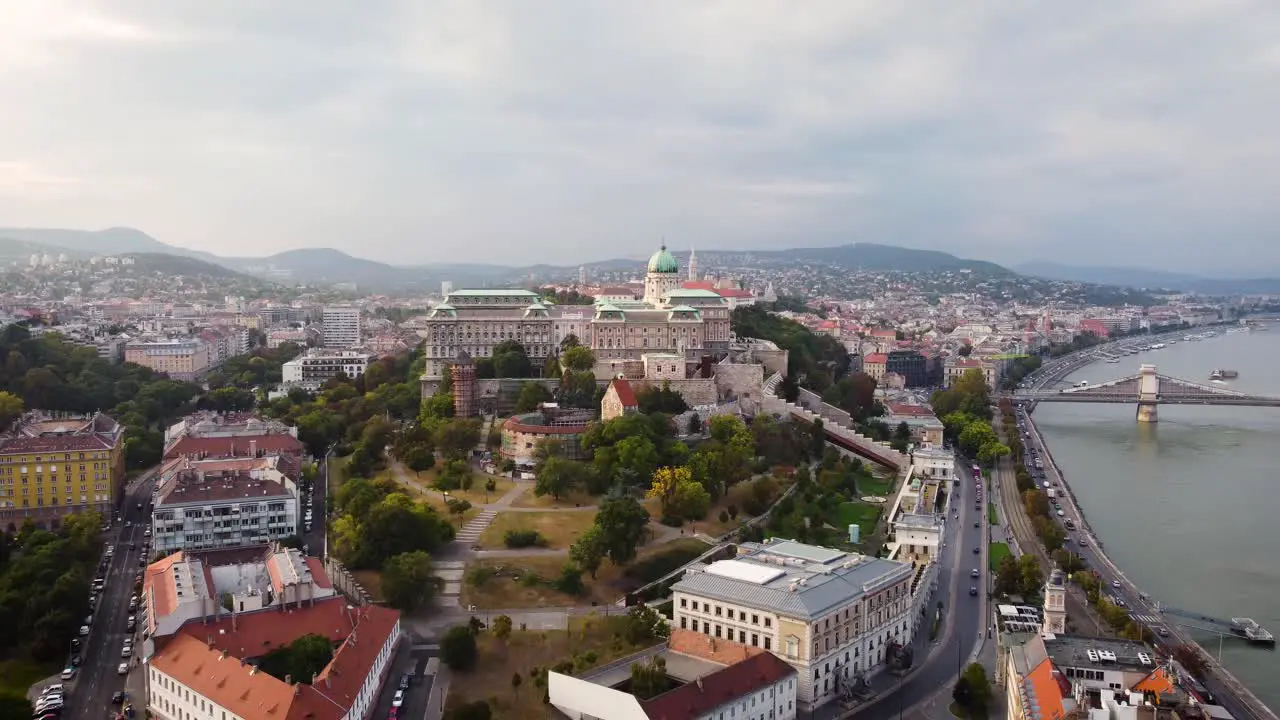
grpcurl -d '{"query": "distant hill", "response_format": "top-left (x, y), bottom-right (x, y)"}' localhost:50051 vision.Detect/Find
top-left (0, 236), bottom-right (91, 262)
top-left (780, 243), bottom-right (1013, 274)
top-left (122, 252), bottom-right (259, 280)
top-left (1015, 261), bottom-right (1280, 295)
top-left (226, 248), bottom-right (436, 291)
top-left (0, 227), bottom-right (221, 263)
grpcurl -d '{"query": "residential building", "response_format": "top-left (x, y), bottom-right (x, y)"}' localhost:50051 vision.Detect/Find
top-left (282, 348), bottom-right (373, 391)
top-left (0, 412), bottom-right (125, 527)
top-left (321, 305), bottom-right (361, 348)
top-left (670, 539), bottom-right (917, 711)
top-left (419, 289), bottom-right (554, 383)
top-left (151, 464), bottom-right (299, 553)
top-left (944, 357), bottom-right (999, 390)
top-left (163, 411), bottom-right (298, 452)
top-left (141, 545), bottom-right (336, 639)
top-left (144, 553), bottom-right (399, 720)
top-left (908, 444), bottom-right (954, 480)
top-left (125, 339), bottom-right (211, 381)
top-left (266, 328), bottom-right (313, 348)
top-left (862, 353), bottom-right (887, 382)
top-left (885, 403), bottom-right (946, 447)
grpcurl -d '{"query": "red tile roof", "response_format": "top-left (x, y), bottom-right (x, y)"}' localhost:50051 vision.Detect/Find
top-left (864, 353), bottom-right (888, 364)
top-left (680, 281), bottom-right (716, 291)
top-left (885, 402), bottom-right (936, 418)
top-left (609, 377), bottom-right (638, 408)
top-left (166, 434), bottom-right (303, 460)
top-left (640, 652), bottom-right (796, 720)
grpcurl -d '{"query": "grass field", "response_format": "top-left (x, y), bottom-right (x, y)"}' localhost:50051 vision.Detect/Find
top-left (477, 510), bottom-right (597, 550)
top-left (444, 616), bottom-right (653, 720)
top-left (835, 502), bottom-right (882, 540)
top-left (988, 542), bottom-right (1012, 572)
top-left (858, 472), bottom-right (895, 497)
top-left (509, 487), bottom-right (598, 509)
top-left (460, 555), bottom-right (621, 608)
top-left (988, 502), bottom-right (999, 526)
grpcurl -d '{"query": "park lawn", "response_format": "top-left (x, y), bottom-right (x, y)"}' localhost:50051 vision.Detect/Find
top-left (0, 658), bottom-right (59, 697)
top-left (460, 555), bottom-right (624, 609)
top-left (349, 570), bottom-right (385, 602)
top-left (477, 510), bottom-right (598, 550)
top-left (509, 487), bottom-right (598, 509)
top-left (988, 502), bottom-right (999, 526)
top-left (696, 500), bottom-right (746, 537)
top-left (989, 542), bottom-right (1012, 572)
top-left (858, 471), bottom-right (896, 497)
top-left (445, 616), bottom-right (651, 720)
top-left (834, 502), bottom-right (882, 540)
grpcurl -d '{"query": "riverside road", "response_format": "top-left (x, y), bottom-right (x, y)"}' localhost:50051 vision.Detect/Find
top-left (1018, 340), bottom-right (1277, 720)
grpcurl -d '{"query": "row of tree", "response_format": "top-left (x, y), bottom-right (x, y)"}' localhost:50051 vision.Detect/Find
top-left (934, 368), bottom-right (1010, 467)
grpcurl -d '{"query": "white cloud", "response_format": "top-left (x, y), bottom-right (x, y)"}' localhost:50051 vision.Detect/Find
top-left (0, 1), bottom-right (1278, 274)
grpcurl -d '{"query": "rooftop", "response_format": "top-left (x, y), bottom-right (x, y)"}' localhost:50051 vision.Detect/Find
top-left (1043, 634), bottom-right (1161, 674)
top-left (640, 651), bottom-right (795, 720)
top-left (672, 538), bottom-right (913, 619)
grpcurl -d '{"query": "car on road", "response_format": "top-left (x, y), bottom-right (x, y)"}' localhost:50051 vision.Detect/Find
top-left (399, 673), bottom-right (412, 690)
top-left (969, 586), bottom-right (979, 596)
top-left (1157, 627), bottom-right (1170, 637)
top-left (121, 642), bottom-right (133, 657)
top-left (970, 568), bottom-right (980, 578)
top-left (117, 663), bottom-right (129, 676)
top-left (41, 685), bottom-right (63, 698)
top-left (1112, 580), bottom-right (1122, 589)
top-left (973, 521), bottom-right (980, 528)
top-left (59, 667), bottom-right (76, 680)
top-left (78, 625), bottom-right (89, 636)
top-left (391, 689), bottom-right (406, 708)
top-left (112, 691), bottom-right (126, 704)
top-left (972, 547), bottom-right (979, 554)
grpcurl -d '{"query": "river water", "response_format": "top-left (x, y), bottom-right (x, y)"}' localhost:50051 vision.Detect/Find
top-left (1034, 327), bottom-right (1280, 710)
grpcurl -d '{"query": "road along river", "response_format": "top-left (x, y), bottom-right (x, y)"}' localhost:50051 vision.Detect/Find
top-left (1034, 328), bottom-right (1280, 713)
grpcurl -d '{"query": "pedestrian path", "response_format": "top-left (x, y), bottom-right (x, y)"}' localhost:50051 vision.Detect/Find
top-left (454, 509), bottom-right (497, 545)
top-left (435, 560), bottom-right (466, 609)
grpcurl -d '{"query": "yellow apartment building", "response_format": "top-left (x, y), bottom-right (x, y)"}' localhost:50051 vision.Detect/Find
top-left (0, 412), bottom-right (126, 529)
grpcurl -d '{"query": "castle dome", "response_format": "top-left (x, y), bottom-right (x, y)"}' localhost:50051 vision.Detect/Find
top-left (647, 245), bottom-right (679, 274)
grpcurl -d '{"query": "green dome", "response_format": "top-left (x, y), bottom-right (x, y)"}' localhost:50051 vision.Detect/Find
top-left (647, 245), bottom-right (679, 274)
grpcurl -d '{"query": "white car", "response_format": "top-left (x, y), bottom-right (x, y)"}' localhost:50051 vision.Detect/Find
top-left (118, 663), bottom-right (129, 676)
top-left (42, 684), bottom-right (63, 697)
top-left (121, 643), bottom-right (133, 657)
top-left (392, 690), bottom-right (405, 708)
top-left (79, 625), bottom-right (90, 636)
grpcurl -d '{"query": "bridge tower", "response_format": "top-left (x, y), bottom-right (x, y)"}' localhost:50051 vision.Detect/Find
top-left (1137, 363), bottom-right (1159, 423)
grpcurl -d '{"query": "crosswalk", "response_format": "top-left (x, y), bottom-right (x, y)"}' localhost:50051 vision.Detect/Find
top-left (454, 509), bottom-right (497, 545)
top-left (1133, 614), bottom-right (1161, 624)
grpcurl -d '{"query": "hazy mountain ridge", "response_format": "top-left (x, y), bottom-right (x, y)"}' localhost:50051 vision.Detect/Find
top-left (1015, 261), bottom-right (1280, 295)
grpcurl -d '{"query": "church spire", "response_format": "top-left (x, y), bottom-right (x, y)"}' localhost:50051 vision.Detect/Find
top-left (688, 246), bottom-right (698, 282)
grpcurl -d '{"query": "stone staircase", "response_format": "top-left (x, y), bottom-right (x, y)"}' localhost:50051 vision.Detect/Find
top-left (764, 372), bottom-right (783, 396)
top-left (435, 560), bottom-right (465, 609)
top-left (763, 395), bottom-right (908, 472)
top-left (454, 508), bottom-right (497, 546)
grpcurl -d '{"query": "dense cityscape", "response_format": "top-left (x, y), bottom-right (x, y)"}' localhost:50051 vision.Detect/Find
top-left (1, 235), bottom-right (1277, 720)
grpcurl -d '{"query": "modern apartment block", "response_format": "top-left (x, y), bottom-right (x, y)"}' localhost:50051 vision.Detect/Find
top-left (281, 348), bottom-right (373, 391)
top-left (321, 305), bottom-right (361, 348)
top-left (670, 539), bottom-right (918, 712)
top-left (151, 466), bottom-right (299, 553)
top-left (0, 412), bottom-right (125, 527)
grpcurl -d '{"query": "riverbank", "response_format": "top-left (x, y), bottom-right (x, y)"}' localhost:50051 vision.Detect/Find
top-left (1020, 340), bottom-right (1278, 720)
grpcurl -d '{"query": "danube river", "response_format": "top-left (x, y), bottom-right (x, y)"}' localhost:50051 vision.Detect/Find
top-left (1035, 327), bottom-right (1280, 710)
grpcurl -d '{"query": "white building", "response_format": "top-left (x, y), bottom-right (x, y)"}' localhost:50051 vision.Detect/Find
top-left (419, 289), bottom-right (554, 382)
top-left (670, 539), bottom-right (917, 712)
top-left (550, 650), bottom-right (797, 720)
top-left (282, 348), bottom-right (373, 391)
top-left (910, 445), bottom-right (955, 481)
top-left (150, 464), bottom-right (299, 553)
top-left (321, 305), bottom-right (361, 348)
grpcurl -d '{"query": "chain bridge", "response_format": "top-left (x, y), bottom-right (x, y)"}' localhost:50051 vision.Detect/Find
top-left (1006, 364), bottom-right (1280, 422)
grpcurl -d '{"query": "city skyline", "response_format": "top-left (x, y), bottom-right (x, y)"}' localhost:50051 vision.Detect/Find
top-left (4, 2), bottom-right (1280, 275)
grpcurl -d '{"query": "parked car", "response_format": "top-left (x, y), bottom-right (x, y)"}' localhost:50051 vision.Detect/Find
top-left (117, 663), bottom-right (129, 676)
top-left (78, 625), bottom-right (89, 636)
top-left (60, 667), bottom-right (76, 680)
top-left (392, 690), bottom-right (405, 708)
top-left (112, 691), bottom-right (126, 705)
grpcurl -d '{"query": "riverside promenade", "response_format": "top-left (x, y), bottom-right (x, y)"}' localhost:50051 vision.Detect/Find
top-left (1021, 349), bottom-right (1277, 720)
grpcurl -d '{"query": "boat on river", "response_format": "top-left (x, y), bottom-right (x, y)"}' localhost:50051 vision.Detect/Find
top-left (1210, 369), bottom-right (1239, 381)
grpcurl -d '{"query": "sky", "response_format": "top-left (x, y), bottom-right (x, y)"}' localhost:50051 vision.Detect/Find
top-left (2, 1), bottom-right (1279, 275)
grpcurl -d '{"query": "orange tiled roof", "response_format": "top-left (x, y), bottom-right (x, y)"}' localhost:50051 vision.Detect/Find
top-left (667, 629), bottom-right (764, 666)
top-left (1024, 658), bottom-right (1067, 720)
top-left (1132, 666), bottom-right (1176, 695)
top-left (864, 353), bottom-right (888, 364)
top-left (151, 634), bottom-right (299, 719)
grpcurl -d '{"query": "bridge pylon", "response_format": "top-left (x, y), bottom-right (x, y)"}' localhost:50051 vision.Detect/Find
top-left (1137, 364), bottom-right (1159, 423)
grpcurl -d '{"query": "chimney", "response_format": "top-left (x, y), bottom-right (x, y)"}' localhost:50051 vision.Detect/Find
top-left (250, 439), bottom-right (257, 457)
top-left (249, 666), bottom-right (258, 676)
top-left (311, 673), bottom-right (318, 686)
top-left (207, 634), bottom-right (213, 648)
top-left (323, 676), bottom-right (330, 689)
top-left (294, 684), bottom-right (301, 697)
top-left (697, 676), bottom-right (703, 691)
top-left (285, 674), bottom-right (292, 686)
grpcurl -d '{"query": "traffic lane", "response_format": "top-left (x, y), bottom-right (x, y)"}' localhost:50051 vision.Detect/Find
top-left (857, 478), bottom-right (983, 720)
top-left (72, 511), bottom-right (143, 719)
top-left (368, 643), bottom-right (438, 720)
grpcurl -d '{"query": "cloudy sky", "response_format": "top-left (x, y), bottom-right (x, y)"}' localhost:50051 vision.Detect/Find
top-left (3, 1), bottom-right (1279, 274)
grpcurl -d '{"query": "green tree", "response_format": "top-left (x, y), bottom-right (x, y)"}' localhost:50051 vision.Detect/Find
top-left (629, 656), bottom-right (669, 700)
top-left (953, 662), bottom-right (991, 716)
top-left (994, 555), bottom-right (1022, 596)
top-left (615, 436), bottom-right (659, 485)
top-left (442, 625), bottom-right (478, 671)
top-left (0, 390), bottom-right (24, 431)
top-left (514, 382), bottom-right (553, 413)
top-left (561, 345), bottom-right (595, 373)
top-left (381, 551), bottom-right (440, 611)
top-left (259, 634), bottom-right (335, 684)
top-left (0, 693), bottom-right (33, 719)
top-left (595, 494), bottom-right (649, 566)
top-left (534, 456), bottom-right (587, 499)
top-left (433, 419), bottom-right (482, 460)
top-left (569, 525), bottom-right (607, 578)
top-left (492, 340), bottom-right (533, 378)
top-left (976, 441), bottom-right (1010, 466)
top-left (1017, 554), bottom-right (1044, 596)
top-left (492, 615), bottom-right (513, 645)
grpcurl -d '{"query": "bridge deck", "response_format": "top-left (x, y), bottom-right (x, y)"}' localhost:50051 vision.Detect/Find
top-left (1008, 371), bottom-right (1280, 405)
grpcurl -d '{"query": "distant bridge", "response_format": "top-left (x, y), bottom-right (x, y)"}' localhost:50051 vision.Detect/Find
top-left (1007, 364), bottom-right (1280, 422)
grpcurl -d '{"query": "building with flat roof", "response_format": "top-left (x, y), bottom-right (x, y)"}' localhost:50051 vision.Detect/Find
top-left (321, 305), bottom-right (360, 348)
top-left (0, 411), bottom-right (125, 527)
top-left (151, 463), bottom-right (299, 553)
top-left (670, 538), bottom-right (917, 712)
top-left (281, 348), bottom-right (373, 391)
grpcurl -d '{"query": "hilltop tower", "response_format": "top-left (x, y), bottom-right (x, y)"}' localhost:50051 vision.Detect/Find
top-left (1043, 568), bottom-right (1067, 633)
top-left (688, 246), bottom-right (698, 282)
top-left (451, 351), bottom-right (477, 418)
